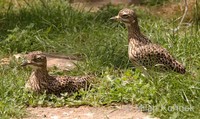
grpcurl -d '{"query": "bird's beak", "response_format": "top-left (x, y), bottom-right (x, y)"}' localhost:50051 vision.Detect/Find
top-left (110, 15), bottom-right (120, 21)
top-left (21, 60), bottom-right (31, 66)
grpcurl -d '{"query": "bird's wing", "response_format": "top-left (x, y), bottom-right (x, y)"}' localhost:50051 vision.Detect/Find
top-left (133, 44), bottom-right (185, 74)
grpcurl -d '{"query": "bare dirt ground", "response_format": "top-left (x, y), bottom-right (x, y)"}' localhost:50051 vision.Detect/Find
top-left (24, 105), bottom-right (158, 119)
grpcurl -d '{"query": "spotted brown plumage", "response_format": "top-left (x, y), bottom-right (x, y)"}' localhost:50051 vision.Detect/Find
top-left (21, 52), bottom-right (93, 95)
top-left (111, 8), bottom-right (186, 74)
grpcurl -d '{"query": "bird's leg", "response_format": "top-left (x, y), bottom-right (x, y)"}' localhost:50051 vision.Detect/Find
top-left (134, 62), bottom-right (154, 81)
top-left (141, 66), bottom-right (154, 81)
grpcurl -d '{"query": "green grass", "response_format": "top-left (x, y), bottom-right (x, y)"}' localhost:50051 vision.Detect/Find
top-left (0, 0), bottom-right (200, 119)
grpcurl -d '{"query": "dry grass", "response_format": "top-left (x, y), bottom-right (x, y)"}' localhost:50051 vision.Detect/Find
top-left (152, 0), bottom-right (199, 22)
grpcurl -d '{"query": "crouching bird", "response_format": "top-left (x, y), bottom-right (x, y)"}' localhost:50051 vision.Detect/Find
top-left (21, 52), bottom-right (93, 95)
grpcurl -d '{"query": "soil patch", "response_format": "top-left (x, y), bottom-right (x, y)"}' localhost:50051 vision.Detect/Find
top-left (24, 105), bottom-right (158, 119)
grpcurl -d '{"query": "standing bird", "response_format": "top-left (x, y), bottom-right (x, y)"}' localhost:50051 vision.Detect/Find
top-left (111, 8), bottom-right (186, 74)
top-left (21, 52), bottom-right (93, 95)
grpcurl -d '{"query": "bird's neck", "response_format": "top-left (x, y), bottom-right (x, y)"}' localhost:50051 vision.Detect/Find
top-left (126, 22), bottom-right (151, 45)
top-left (32, 68), bottom-right (49, 80)
top-left (26, 67), bottom-right (49, 93)
top-left (127, 22), bottom-right (140, 37)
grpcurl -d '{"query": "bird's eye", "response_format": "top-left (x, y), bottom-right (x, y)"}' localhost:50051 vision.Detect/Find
top-left (122, 14), bottom-right (129, 18)
top-left (35, 56), bottom-right (44, 61)
top-left (37, 57), bottom-right (42, 60)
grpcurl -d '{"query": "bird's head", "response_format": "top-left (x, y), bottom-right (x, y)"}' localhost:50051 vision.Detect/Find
top-left (110, 8), bottom-right (138, 25)
top-left (21, 53), bottom-right (47, 69)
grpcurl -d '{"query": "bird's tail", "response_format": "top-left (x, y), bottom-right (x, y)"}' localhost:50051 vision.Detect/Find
top-left (171, 60), bottom-right (186, 74)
